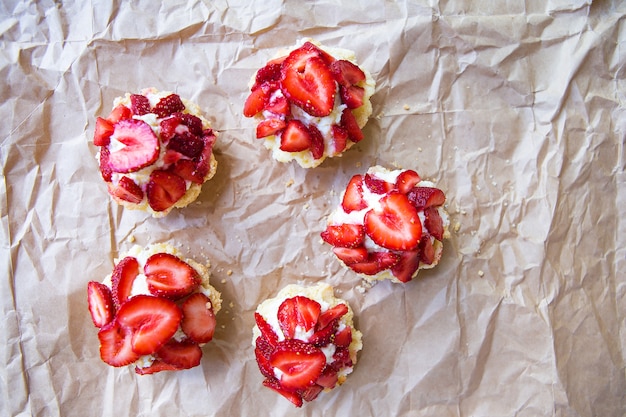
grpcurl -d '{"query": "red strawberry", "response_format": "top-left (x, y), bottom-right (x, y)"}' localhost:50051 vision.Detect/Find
top-left (280, 50), bottom-right (336, 117)
top-left (269, 339), bottom-right (326, 391)
top-left (332, 246), bottom-right (369, 265)
top-left (255, 337), bottom-right (276, 379)
top-left (135, 359), bottom-right (180, 375)
top-left (255, 312), bottom-right (279, 347)
top-left (418, 235), bottom-right (436, 265)
top-left (333, 327), bottom-right (352, 348)
top-left (115, 295), bottom-right (182, 355)
top-left (108, 176), bottom-right (144, 204)
top-left (317, 303), bottom-right (348, 330)
top-left (307, 123), bottom-right (325, 160)
top-left (277, 296), bottom-right (321, 339)
top-left (255, 62), bottom-right (282, 86)
top-left (424, 206), bottom-right (444, 240)
top-left (179, 113), bottom-right (203, 136)
top-left (339, 85), bottom-right (365, 109)
top-left (170, 159), bottom-right (203, 184)
top-left (144, 253), bottom-right (200, 299)
top-left (280, 119), bottom-right (311, 152)
top-left (146, 170), bottom-right (186, 212)
top-left (390, 250), bottom-right (420, 283)
top-left (320, 224), bottom-right (365, 248)
top-left (94, 117), bottom-right (114, 146)
top-left (364, 192), bottom-right (422, 250)
top-left (107, 105), bottom-right (132, 123)
top-left (264, 95), bottom-right (290, 116)
top-left (309, 321), bottom-right (337, 347)
top-left (256, 118), bottom-right (286, 138)
top-left (87, 281), bottom-right (115, 328)
top-left (331, 125), bottom-right (348, 154)
top-left (332, 346), bottom-right (353, 369)
top-left (98, 320), bottom-right (140, 367)
top-left (111, 256), bottom-right (140, 307)
top-left (316, 367), bottom-right (339, 388)
top-left (340, 108), bottom-right (364, 142)
top-left (329, 59), bottom-right (366, 87)
top-left (349, 251), bottom-right (400, 275)
top-left (193, 130), bottom-right (217, 179)
top-left (301, 41), bottom-right (336, 65)
top-left (243, 83), bottom-right (273, 117)
top-left (300, 384), bottom-right (324, 402)
top-left (99, 147), bottom-right (112, 182)
top-left (167, 131), bottom-right (204, 158)
top-left (153, 94), bottom-right (185, 118)
top-left (341, 174), bottom-right (367, 213)
top-left (107, 119), bottom-right (160, 173)
top-left (364, 173), bottom-right (394, 194)
top-left (180, 292), bottom-right (216, 344)
top-left (395, 169), bottom-right (421, 194)
top-left (407, 186), bottom-right (446, 210)
top-left (156, 339), bottom-right (202, 369)
top-left (130, 94), bottom-right (151, 116)
top-left (263, 378), bottom-right (303, 408)
top-left (159, 114), bottom-right (182, 141)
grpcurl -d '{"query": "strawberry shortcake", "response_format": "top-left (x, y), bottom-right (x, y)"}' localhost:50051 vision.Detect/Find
top-left (252, 283), bottom-right (362, 407)
top-left (93, 88), bottom-right (218, 217)
top-left (321, 166), bottom-right (450, 283)
top-left (87, 243), bottom-right (222, 374)
top-left (243, 39), bottom-right (375, 168)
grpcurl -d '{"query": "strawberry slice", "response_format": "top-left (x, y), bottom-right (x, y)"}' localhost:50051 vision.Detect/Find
top-left (332, 246), bottom-right (369, 265)
top-left (98, 319), bottom-right (140, 367)
top-left (317, 304), bottom-right (348, 330)
top-left (320, 224), bottom-right (365, 248)
top-left (130, 94), bottom-right (151, 116)
top-left (339, 85), bottom-right (365, 109)
top-left (108, 176), bottom-right (144, 204)
top-left (308, 123), bottom-right (325, 160)
top-left (341, 174), bottom-right (367, 213)
top-left (333, 327), bottom-right (352, 348)
top-left (107, 105), bottom-right (132, 123)
top-left (255, 312), bottom-right (279, 347)
top-left (329, 59), bottom-right (366, 87)
top-left (280, 119), bottom-right (311, 152)
top-left (94, 117), bottom-right (114, 146)
top-left (167, 131), bottom-right (204, 158)
top-left (395, 170), bottom-right (421, 194)
top-left (99, 147), bottom-right (113, 182)
top-left (254, 62), bottom-right (283, 87)
top-left (243, 83), bottom-right (273, 117)
top-left (146, 170), bottom-right (187, 212)
top-left (263, 378), bottom-right (303, 408)
top-left (156, 339), bottom-right (202, 369)
top-left (332, 346), bottom-right (353, 369)
top-left (179, 113), bottom-right (203, 136)
top-left (170, 159), bottom-right (202, 184)
top-left (135, 359), bottom-right (180, 375)
top-left (301, 41), bottom-right (336, 65)
top-left (144, 253), bottom-right (200, 299)
top-left (269, 339), bottom-right (326, 391)
top-left (280, 50), bottom-right (336, 117)
top-left (424, 206), bottom-right (444, 240)
top-left (309, 321), bottom-right (337, 347)
top-left (316, 367), bottom-right (339, 388)
top-left (277, 296), bottom-right (321, 339)
top-left (407, 186), bottom-right (446, 210)
top-left (110, 256), bottom-right (140, 307)
top-left (265, 94), bottom-right (290, 116)
top-left (255, 337), bottom-right (276, 379)
top-left (390, 250), bottom-right (420, 283)
top-left (87, 281), bottom-right (115, 328)
top-left (193, 130), bottom-right (217, 179)
top-left (159, 114), bottom-right (182, 141)
top-left (340, 108), bottom-right (364, 142)
top-left (180, 292), bottom-right (217, 344)
top-left (349, 251), bottom-right (400, 275)
top-left (153, 94), bottom-right (185, 118)
top-left (330, 125), bottom-right (348, 154)
top-left (364, 192), bottom-right (422, 251)
top-left (300, 385), bottom-right (324, 402)
top-left (107, 119), bottom-right (160, 173)
top-left (115, 295), bottom-right (182, 355)
top-left (256, 118), bottom-right (286, 138)
top-left (364, 173), bottom-right (394, 194)
top-left (418, 234), bottom-right (436, 265)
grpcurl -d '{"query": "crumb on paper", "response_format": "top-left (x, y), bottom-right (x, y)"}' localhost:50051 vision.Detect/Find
top-left (221, 279), bottom-right (227, 284)
top-left (403, 104), bottom-right (410, 110)
top-left (229, 301), bottom-right (234, 308)
top-left (391, 161), bottom-right (401, 169)
top-left (417, 147), bottom-right (422, 152)
top-left (478, 270), bottom-right (485, 277)
top-left (285, 179), bottom-right (294, 187)
top-left (226, 269), bottom-right (233, 276)
top-left (453, 222), bottom-right (461, 233)
top-left (128, 234), bottom-right (136, 243)
top-left (303, 203), bottom-right (310, 210)
top-left (355, 161), bottom-right (362, 168)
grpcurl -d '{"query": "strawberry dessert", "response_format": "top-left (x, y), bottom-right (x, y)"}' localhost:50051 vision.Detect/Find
top-left (87, 243), bottom-right (221, 374)
top-left (252, 283), bottom-right (362, 407)
top-left (243, 39), bottom-right (375, 168)
top-left (321, 166), bottom-right (450, 283)
top-left (93, 88), bottom-right (218, 217)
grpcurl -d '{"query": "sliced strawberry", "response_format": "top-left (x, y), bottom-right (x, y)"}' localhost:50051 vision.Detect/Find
top-left (390, 250), bottom-right (420, 283)
top-left (108, 119), bottom-right (159, 173)
top-left (130, 94), bottom-right (151, 116)
top-left (407, 186), bottom-right (446, 210)
top-left (94, 117), bottom-right (114, 146)
top-left (331, 125), bottom-right (348, 154)
top-left (340, 108), bottom-right (364, 142)
top-left (349, 251), bottom-right (400, 275)
top-left (329, 59), bottom-right (366, 87)
top-left (339, 85), bottom-right (365, 109)
top-left (193, 131), bottom-right (217, 179)
top-left (180, 292), bottom-right (216, 344)
top-left (277, 296), bottom-right (321, 339)
top-left (256, 118), bottom-right (286, 138)
top-left (280, 51), bottom-right (336, 117)
top-left (87, 281), bottom-right (115, 328)
top-left (341, 174), bottom-right (367, 213)
top-left (316, 367), bottom-right (339, 388)
top-left (424, 206), bottom-right (444, 240)
top-left (309, 321), bottom-right (337, 347)
top-left (107, 105), bottom-right (132, 123)
top-left (110, 256), bottom-right (140, 307)
top-left (364, 173), bottom-right (394, 194)
top-left (115, 295), bottom-right (182, 355)
top-left (331, 346), bottom-right (353, 369)
top-left (301, 41), bottom-right (336, 65)
top-left (99, 147), bottom-right (112, 182)
top-left (419, 234), bottom-right (436, 265)
top-left (307, 123), bottom-right (325, 160)
top-left (108, 176), bottom-right (144, 204)
top-left (179, 113), bottom-right (203, 136)
top-left (269, 339), bottom-right (326, 391)
top-left (156, 339), bottom-right (202, 369)
top-left (243, 83), bottom-right (273, 117)
top-left (320, 223), bottom-right (365, 248)
top-left (159, 114), bottom-right (182, 141)
top-left (263, 378), bottom-right (303, 407)
top-left (365, 192), bottom-right (422, 251)
top-left (317, 303), bottom-right (348, 330)
top-left (135, 359), bottom-right (180, 375)
top-left (333, 327), bottom-right (352, 348)
top-left (300, 384), bottom-right (324, 402)
top-left (144, 253), bottom-right (201, 300)
top-left (332, 246), bottom-right (369, 265)
top-left (255, 337), bottom-right (276, 379)
top-left (280, 119), bottom-right (311, 152)
top-left (255, 62), bottom-right (283, 87)
top-left (167, 131), bottom-right (204, 158)
top-left (170, 159), bottom-right (203, 184)
top-left (98, 319), bottom-right (140, 367)
top-left (146, 170), bottom-right (186, 212)
top-left (255, 312), bottom-right (279, 347)
top-left (264, 94), bottom-right (290, 116)
top-left (153, 94), bottom-right (185, 118)
top-left (396, 170), bottom-right (421, 194)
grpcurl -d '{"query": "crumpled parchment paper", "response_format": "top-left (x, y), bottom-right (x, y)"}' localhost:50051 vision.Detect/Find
top-left (1, 1), bottom-right (625, 416)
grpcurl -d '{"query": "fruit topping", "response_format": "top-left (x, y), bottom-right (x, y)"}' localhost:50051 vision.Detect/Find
top-left (407, 186), bottom-right (446, 210)
top-left (107, 119), bottom-right (160, 173)
top-left (98, 320), bottom-right (140, 367)
top-left (277, 296), bottom-right (321, 339)
top-left (424, 206), bottom-right (445, 240)
top-left (333, 327), bottom-right (352, 348)
top-left (263, 378), bottom-right (304, 408)
top-left (307, 124), bottom-right (325, 160)
top-left (144, 253), bottom-right (201, 299)
top-left (153, 94), bottom-right (185, 118)
top-left (111, 256), bottom-right (140, 308)
top-left (364, 192), bottom-right (422, 251)
top-left (156, 339), bottom-right (202, 370)
top-left (180, 292), bottom-right (217, 344)
top-left (329, 59), bottom-right (366, 87)
top-left (243, 83), bottom-right (273, 118)
top-left (269, 339), bottom-right (326, 391)
top-left (130, 94), bottom-right (151, 116)
top-left (395, 169), bottom-right (421, 194)
top-left (87, 281), bottom-right (115, 328)
top-left (94, 117), bottom-right (114, 147)
top-left (108, 176), bottom-right (144, 204)
top-left (167, 131), bottom-right (205, 158)
top-left (99, 147), bottom-right (112, 182)
top-left (317, 303), bottom-right (348, 330)
top-left (331, 125), bottom-right (348, 154)
top-left (340, 108), bottom-right (364, 142)
top-left (280, 119), bottom-right (311, 152)
top-left (364, 173), bottom-right (394, 194)
top-left (146, 170), bottom-right (186, 212)
top-left (254, 62), bottom-right (282, 87)
top-left (107, 105), bottom-right (132, 123)
top-left (320, 224), bottom-right (365, 248)
top-left (339, 85), bottom-right (365, 109)
top-left (341, 174), bottom-right (367, 213)
top-left (332, 247), bottom-right (369, 265)
top-left (256, 118), bottom-right (286, 138)
top-left (390, 250), bottom-right (420, 283)
top-left (255, 312), bottom-right (279, 347)
top-left (348, 251), bottom-right (400, 275)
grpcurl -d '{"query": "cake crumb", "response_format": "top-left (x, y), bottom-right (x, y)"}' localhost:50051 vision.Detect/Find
top-left (226, 269), bottom-right (233, 276)
top-left (229, 302), bottom-right (234, 308)
top-left (303, 203), bottom-right (310, 210)
top-left (417, 147), bottom-right (422, 152)
top-left (221, 279), bottom-right (227, 284)
top-left (128, 234), bottom-right (136, 243)
top-left (355, 161), bottom-right (362, 168)
top-left (403, 104), bottom-right (410, 110)
top-left (478, 270), bottom-right (485, 277)
top-left (285, 179), bottom-right (294, 187)
top-left (453, 222), bottom-right (461, 232)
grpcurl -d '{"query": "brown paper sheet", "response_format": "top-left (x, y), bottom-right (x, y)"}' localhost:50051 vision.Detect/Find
top-left (2, 1), bottom-right (625, 416)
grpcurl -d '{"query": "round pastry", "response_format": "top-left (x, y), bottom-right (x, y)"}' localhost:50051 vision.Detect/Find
top-left (87, 243), bottom-right (222, 374)
top-left (243, 39), bottom-right (375, 168)
top-left (252, 283), bottom-right (362, 407)
top-left (93, 87), bottom-right (218, 217)
top-left (321, 166), bottom-right (450, 283)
